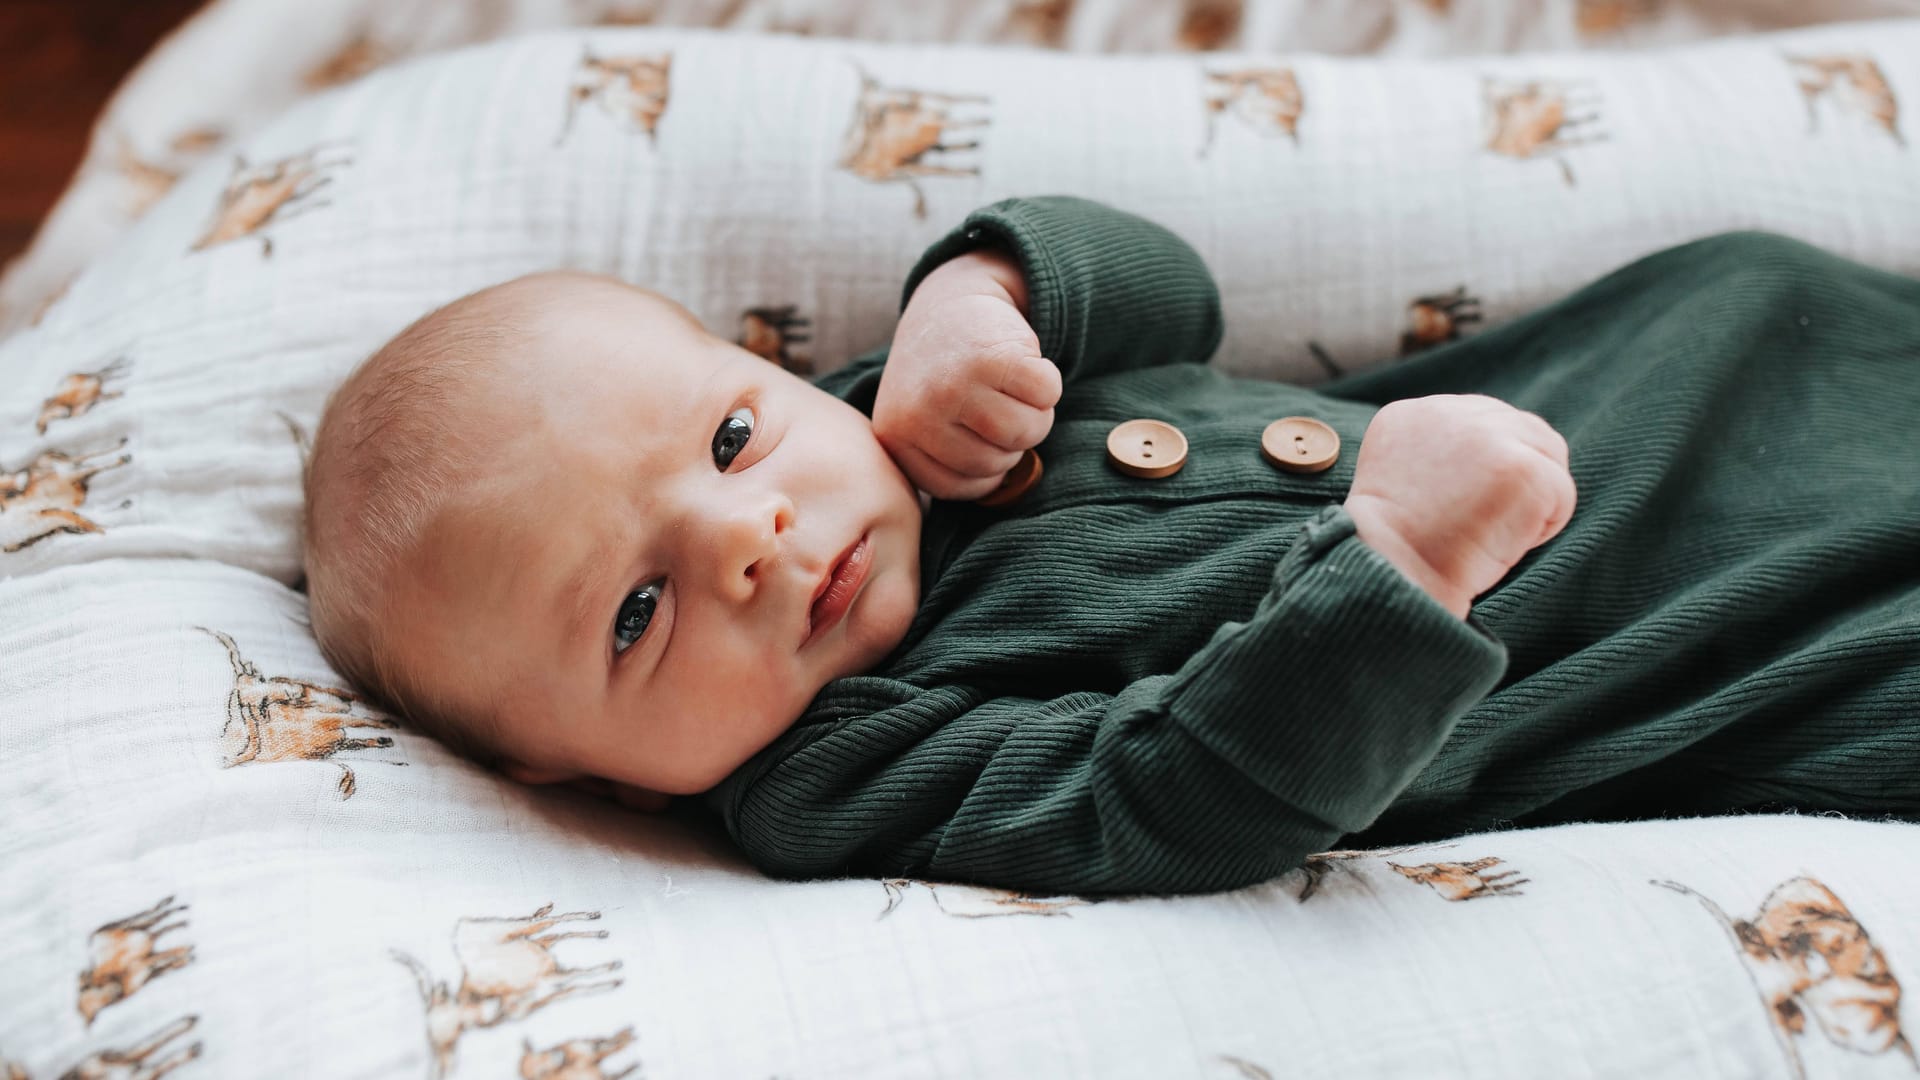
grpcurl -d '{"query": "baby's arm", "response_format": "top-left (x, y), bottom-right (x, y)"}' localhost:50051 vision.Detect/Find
top-left (897, 195), bottom-right (1225, 384)
top-left (870, 247), bottom-right (1057, 501)
top-left (807, 195), bottom-right (1223, 426)
top-left (710, 504), bottom-right (1508, 898)
top-left (866, 196), bottom-right (1225, 500)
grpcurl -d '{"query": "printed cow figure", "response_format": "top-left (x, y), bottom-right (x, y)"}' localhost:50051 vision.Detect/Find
top-left (1290, 843), bottom-right (1453, 902)
top-left (199, 627), bottom-right (403, 798)
top-left (520, 1027), bottom-right (639, 1080)
top-left (560, 50), bottom-right (672, 143)
top-left (57, 1015), bottom-right (202, 1080)
top-left (1483, 78), bottom-right (1607, 186)
top-left (393, 903), bottom-right (625, 1080)
top-left (191, 144), bottom-right (351, 255)
top-left (739, 305), bottom-right (812, 374)
top-left (838, 66), bottom-right (989, 218)
top-left (1201, 67), bottom-right (1303, 154)
top-left (77, 896), bottom-right (194, 1027)
top-left (1787, 54), bottom-right (1905, 146)
top-left (1401, 288), bottom-right (1482, 355)
top-left (0, 441), bottom-right (129, 554)
top-left (1576, 0), bottom-right (1657, 36)
top-left (1389, 857), bottom-right (1529, 901)
top-left (37, 358), bottom-right (129, 434)
top-left (879, 878), bottom-right (1087, 918)
top-left (1656, 875), bottom-right (1916, 1079)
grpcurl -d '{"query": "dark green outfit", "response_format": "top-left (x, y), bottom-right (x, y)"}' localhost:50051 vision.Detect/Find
top-left (701, 196), bottom-right (1920, 897)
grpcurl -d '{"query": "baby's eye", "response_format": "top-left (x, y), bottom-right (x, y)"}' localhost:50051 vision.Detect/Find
top-left (613, 582), bottom-right (662, 655)
top-left (712, 405), bottom-right (755, 471)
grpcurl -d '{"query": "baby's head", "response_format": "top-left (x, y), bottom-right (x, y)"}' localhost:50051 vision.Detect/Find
top-left (304, 271), bottom-right (923, 798)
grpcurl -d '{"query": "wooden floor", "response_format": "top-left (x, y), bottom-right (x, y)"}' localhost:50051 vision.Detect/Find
top-left (0, 0), bottom-right (206, 266)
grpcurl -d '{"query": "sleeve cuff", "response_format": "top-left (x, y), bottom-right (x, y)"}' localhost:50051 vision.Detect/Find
top-left (898, 196), bottom-right (1224, 385)
top-left (900, 201), bottom-right (1069, 370)
top-left (1165, 502), bottom-right (1510, 834)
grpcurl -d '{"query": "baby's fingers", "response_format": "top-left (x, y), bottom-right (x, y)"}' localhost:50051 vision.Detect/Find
top-left (958, 382), bottom-right (1055, 452)
top-left (985, 348), bottom-right (1062, 411)
top-left (889, 438), bottom-right (1019, 502)
top-left (925, 419), bottom-right (1026, 481)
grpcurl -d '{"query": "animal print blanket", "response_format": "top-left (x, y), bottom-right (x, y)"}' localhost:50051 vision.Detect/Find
top-left (5, 0), bottom-right (1920, 338)
top-left (3, 13), bottom-right (1920, 1079)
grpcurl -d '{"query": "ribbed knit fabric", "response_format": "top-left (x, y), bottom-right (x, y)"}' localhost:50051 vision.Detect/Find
top-left (702, 196), bottom-right (1920, 897)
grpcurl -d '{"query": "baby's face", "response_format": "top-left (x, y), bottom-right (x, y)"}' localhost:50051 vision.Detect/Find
top-left (391, 277), bottom-right (923, 795)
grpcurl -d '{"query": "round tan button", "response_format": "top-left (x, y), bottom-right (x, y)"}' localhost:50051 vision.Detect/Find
top-left (1262, 416), bottom-right (1340, 473)
top-left (976, 448), bottom-right (1043, 507)
top-left (1106, 419), bottom-right (1188, 479)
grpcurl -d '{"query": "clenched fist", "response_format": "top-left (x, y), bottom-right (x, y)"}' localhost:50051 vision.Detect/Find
top-left (873, 249), bottom-right (1063, 502)
top-left (1344, 394), bottom-right (1577, 620)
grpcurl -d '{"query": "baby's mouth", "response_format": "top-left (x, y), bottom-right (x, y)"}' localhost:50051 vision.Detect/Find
top-left (805, 532), bottom-right (871, 645)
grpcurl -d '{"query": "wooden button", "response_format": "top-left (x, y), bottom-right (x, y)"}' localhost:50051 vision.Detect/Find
top-left (1106, 419), bottom-right (1188, 478)
top-left (1262, 416), bottom-right (1340, 473)
top-left (976, 448), bottom-right (1043, 507)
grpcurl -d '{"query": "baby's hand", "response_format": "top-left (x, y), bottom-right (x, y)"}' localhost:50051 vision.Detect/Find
top-left (873, 249), bottom-right (1063, 501)
top-left (1344, 394), bottom-right (1576, 620)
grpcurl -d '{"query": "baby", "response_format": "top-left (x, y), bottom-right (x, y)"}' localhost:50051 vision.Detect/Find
top-left (306, 196), bottom-right (1920, 897)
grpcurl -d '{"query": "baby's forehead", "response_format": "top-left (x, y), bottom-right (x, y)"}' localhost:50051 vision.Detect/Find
top-left (480, 273), bottom-right (716, 383)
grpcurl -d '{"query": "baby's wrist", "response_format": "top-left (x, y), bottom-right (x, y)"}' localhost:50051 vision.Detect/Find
top-left (908, 248), bottom-right (1030, 319)
top-left (1343, 497), bottom-right (1473, 621)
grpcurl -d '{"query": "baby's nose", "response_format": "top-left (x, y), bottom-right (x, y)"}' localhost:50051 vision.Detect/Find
top-left (710, 496), bottom-right (795, 598)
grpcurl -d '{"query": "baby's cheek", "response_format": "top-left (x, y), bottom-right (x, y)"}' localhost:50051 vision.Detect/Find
top-left (850, 570), bottom-right (915, 675)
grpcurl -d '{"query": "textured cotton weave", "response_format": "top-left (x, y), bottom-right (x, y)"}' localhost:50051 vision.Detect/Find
top-left (705, 196), bottom-right (1920, 897)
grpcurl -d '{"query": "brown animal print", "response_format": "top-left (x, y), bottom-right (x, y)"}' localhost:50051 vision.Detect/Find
top-left (304, 29), bottom-right (394, 90)
top-left (1215, 1055), bottom-right (1274, 1080)
top-left (199, 627), bottom-right (404, 798)
top-left (838, 66), bottom-right (989, 219)
top-left (107, 126), bottom-right (226, 222)
top-left (111, 134), bottom-right (183, 221)
top-left (1180, 0), bottom-right (1242, 51)
top-left (878, 878), bottom-right (1087, 919)
top-left (0, 440), bottom-right (130, 554)
top-left (1576, 0), bottom-right (1658, 36)
top-left (36, 358), bottom-right (129, 434)
top-left (1483, 77), bottom-right (1606, 187)
top-left (520, 1027), bottom-right (638, 1080)
top-left (1200, 68), bottom-right (1303, 156)
top-left (192, 144), bottom-right (352, 256)
top-left (169, 128), bottom-right (224, 156)
top-left (1009, 0), bottom-right (1072, 47)
top-left (1656, 876), bottom-right (1915, 1079)
top-left (392, 903), bottom-right (624, 1080)
top-left (593, 3), bottom-right (658, 27)
top-left (1389, 857), bottom-right (1529, 901)
top-left (1787, 55), bottom-right (1905, 147)
top-left (1289, 843), bottom-right (1465, 901)
top-left (57, 1015), bottom-right (202, 1080)
top-left (1400, 288), bottom-right (1482, 355)
top-left (739, 306), bottom-right (812, 375)
top-left (78, 896), bottom-right (193, 1027)
top-left (560, 50), bottom-right (672, 144)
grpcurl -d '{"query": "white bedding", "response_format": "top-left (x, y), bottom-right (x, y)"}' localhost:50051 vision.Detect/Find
top-left (6, 0), bottom-right (1920, 339)
top-left (3, 18), bottom-right (1920, 1079)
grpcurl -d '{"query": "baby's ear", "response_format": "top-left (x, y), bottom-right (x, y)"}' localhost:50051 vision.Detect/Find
top-left (502, 761), bottom-right (583, 786)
